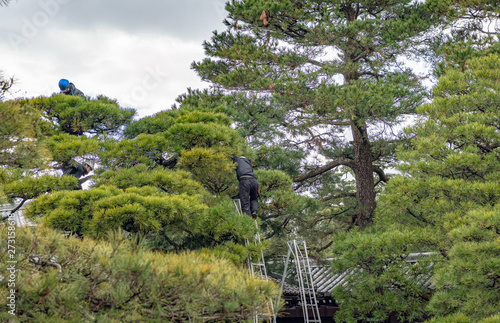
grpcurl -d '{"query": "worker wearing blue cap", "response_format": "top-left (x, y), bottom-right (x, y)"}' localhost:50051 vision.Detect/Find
top-left (58, 79), bottom-right (85, 98)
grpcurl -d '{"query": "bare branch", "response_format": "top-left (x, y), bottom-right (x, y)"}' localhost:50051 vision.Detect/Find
top-left (293, 157), bottom-right (354, 182)
top-left (29, 256), bottom-right (63, 273)
top-left (373, 165), bottom-right (389, 183)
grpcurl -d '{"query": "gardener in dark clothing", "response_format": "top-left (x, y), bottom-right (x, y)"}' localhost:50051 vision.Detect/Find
top-left (58, 160), bottom-right (93, 179)
top-left (58, 79), bottom-right (85, 98)
top-left (232, 155), bottom-right (259, 219)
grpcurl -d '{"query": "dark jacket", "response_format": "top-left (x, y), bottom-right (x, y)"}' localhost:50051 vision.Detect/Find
top-left (232, 155), bottom-right (257, 180)
top-left (63, 83), bottom-right (85, 98)
top-left (62, 162), bottom-right (89, 179)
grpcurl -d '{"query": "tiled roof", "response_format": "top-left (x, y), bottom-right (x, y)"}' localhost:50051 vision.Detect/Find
top-left (270, 253), bottom-right (436, 297)
top-left (1, 199), bottom-right (33, 226)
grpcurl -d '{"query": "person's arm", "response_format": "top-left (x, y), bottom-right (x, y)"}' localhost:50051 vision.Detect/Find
top-left (79, 175), bottom-right (94, 185)
top-left (74, 163), bottom-right (86, 177)
top-left (74, 88), bottom-right (85, 98)
top-left (55, 161), bottom-right (74, 174)
top-left (53, 162), bottom-right (65, 170)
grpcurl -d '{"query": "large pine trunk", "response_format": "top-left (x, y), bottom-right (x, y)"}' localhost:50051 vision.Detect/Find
top-left (351, 120), bottom-right (376, 227)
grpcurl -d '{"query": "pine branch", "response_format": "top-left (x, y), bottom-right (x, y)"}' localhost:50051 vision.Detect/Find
top-left (1, 199), bottom-right (26, 221)
top-left (29, 256), bottom-right (63, 273)
top-left (293, 157), bottom-right (354, 182)
top-left (320, 192), bottom-right (357, 201)
top-left (373, 165), bottom-right (389, 184)
top-left (314, 240), bottom-right (333, 252)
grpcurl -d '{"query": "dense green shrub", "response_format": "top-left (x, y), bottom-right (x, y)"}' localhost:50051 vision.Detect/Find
top-left (0, 225), bottom-right (281, 322)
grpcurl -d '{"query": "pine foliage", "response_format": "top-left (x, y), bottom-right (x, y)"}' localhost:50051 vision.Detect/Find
top-left (30, 95), bottom-right (135, 136)
top-left (192, 0), bottom-right (445, 228)
top-left (2, 94), bottom-right (293, 266)
top-left (4, 2), bottom-right (499, 321)
top-left (0, 225), bottom-right (281, 322)
top-left (329, 54), bottom-right (500, 322)
top-left (0, 101), bottom-right (52, 169)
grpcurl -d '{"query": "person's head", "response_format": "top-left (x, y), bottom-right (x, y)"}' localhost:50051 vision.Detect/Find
top-left (58, 79), bottom-right (70, 92)
top-left (83, 161), bottom-right (93, 173)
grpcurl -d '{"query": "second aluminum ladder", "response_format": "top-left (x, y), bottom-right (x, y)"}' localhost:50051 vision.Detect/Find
top-left (276, 240), bottom-right (321, 323)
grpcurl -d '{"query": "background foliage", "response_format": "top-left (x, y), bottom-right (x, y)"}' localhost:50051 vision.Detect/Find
top-left (1, 0), bottom-right (500, 322)
top-left (0, 225), bottom-right (281, 322)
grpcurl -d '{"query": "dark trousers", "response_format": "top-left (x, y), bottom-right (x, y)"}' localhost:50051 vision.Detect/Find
top-left (239, 177), bottom-right (259, 216)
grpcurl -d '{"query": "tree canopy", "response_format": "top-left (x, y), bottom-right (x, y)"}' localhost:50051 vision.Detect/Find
top-left (192, 0), bottom-right (450, 232)
top-left (2, 0), bottom-right (500, 321)
top-left (0, 225), bottom-right (281, 322)
top-left (1, 92), bottom-right (290, 321)
top-left (329, 52), bottom-right (500, 323)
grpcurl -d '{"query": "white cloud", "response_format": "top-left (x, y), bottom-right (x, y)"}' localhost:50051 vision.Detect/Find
top-left (1, 0), bottom-right (227, 118)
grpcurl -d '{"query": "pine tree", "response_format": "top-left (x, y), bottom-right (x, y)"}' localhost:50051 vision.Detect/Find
top-left (392, 53), bottom-right (500, 321)
top-left (1, 92), bottom-right (286, 319)
top-left (0, 101), bottom-right (51, 169)
top-left (1, 95), bottom-right (134, 210)
top-left (324, 2), bottom-right (500, 320)
top-left (192, 0), bottom-right (447, 228)
top-left (0, 225), bottom-right (282, 322)
top-left (329, 52), bottom-right (500, 322)
top-left (8, 93), bottom-right (296, 266)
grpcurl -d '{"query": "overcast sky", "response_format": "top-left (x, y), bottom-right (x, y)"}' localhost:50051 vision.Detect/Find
top-left (0, 0), bottom-right (228, 118)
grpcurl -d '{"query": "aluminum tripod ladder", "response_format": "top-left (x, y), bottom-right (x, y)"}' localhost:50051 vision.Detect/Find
top-left (275, 240), bottom-right (321, 323)
top-left (233, 199), bottom-right (276, 323)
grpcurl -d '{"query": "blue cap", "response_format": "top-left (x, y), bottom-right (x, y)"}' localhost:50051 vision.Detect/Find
top-left (59, 79), bottom-right (69, 91)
